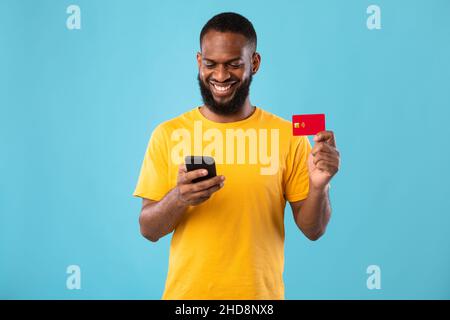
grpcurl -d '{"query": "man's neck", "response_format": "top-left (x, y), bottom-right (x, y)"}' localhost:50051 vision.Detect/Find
top-left (199, 98), bottom-right (255, 123)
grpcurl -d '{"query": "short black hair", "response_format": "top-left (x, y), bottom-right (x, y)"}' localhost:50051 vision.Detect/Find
top-left (200, 12), bottom-right (257, 51)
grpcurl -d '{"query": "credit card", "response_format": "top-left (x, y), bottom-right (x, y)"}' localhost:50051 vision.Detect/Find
top-left (292, 114), bottom-right (326, 136)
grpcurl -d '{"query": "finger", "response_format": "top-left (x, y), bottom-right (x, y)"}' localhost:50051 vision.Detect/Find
top-left (177, 164), bottom-right (188, 184)
top-left (313, 130), bottom-right (336, 148)
top-left (311, 142), bottom-right (335, 156)
top-left (191, 195), bottom-right (212, 205)
top-left (184, 168), bottom-right (209, 184)
top-left (191, 182), bottom-right (223, 199)
top-left (312, 152), bottom-right (337, 166)
top-left (314, 157), bottom-right (339, 170)
top-left (178, 183), bottom-right (217, 203)
top-left (315, 159), bottom-right (339, 173)
top-left (191, 197), bottom-right (210, 205)
top-left (185, 183), bottom-right (222, 204)
top-left (178, 163), bottom-right (187, 173)
top-left (191, 175), bottom-right (225, 192)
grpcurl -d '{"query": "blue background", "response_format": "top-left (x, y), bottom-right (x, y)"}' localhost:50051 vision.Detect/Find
top-left (1, 0), bottom-right (449, 299)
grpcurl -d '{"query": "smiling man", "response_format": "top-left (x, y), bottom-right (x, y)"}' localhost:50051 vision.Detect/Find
top-left (133, 12), bottom-right (340, 299)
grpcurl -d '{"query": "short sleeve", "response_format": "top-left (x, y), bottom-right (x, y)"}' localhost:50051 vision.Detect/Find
top-left (283, 135), bottom-right (312, 202)
top-left (133, 124), bottom-right (170, 201)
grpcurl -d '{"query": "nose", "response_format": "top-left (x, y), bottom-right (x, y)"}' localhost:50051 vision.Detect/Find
top-left (212, 64), bottom-right (231, 83)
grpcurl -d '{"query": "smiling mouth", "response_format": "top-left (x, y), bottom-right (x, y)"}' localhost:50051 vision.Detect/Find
top-left (210, 81), bottom-right (238, 97)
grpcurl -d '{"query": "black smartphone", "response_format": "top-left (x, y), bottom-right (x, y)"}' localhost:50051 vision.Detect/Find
top-left (185, 156), bottom-right (217, 183)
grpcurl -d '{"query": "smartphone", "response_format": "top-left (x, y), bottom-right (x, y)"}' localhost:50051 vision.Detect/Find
top-left (185, 156), bottom-right (217, 183)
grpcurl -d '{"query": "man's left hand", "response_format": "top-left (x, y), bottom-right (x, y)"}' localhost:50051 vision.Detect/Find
top-left (308, 130), bottom-right (340, 190)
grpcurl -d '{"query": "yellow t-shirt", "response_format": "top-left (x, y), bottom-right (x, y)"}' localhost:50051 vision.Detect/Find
top-left (133, 106), bottom-right (311, 299)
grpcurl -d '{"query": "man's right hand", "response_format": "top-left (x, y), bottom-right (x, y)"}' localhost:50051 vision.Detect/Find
top-left (175, 164), bottom-right (225, 206)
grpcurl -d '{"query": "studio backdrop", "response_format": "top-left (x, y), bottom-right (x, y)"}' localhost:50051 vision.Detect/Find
top-left (1, 0), bottom-right (449, 299)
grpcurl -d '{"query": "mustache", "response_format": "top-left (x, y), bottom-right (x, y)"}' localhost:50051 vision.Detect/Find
top-left (208, 78), bottom-right (239, 84)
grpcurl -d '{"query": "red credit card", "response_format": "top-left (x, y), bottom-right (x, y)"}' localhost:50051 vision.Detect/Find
top-left (292, 114), bottom-right (326, 136)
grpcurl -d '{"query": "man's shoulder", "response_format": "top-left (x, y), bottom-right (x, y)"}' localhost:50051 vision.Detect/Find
top-left (258, 107), bottom-right (292, 130)
top-left (153, 107), bottom-right (198, 134)
top-left (258, 107), bottom-right (310, 148)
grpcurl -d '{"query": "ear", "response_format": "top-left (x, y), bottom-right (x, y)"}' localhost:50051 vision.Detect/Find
top-left (251, 52), bottom-right (261, 75)
top-left (196, 52), bottom-right (202, 69)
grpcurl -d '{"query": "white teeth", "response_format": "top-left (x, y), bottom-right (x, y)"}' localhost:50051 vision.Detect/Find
top-left (212, 84), bottom-right (232, 92)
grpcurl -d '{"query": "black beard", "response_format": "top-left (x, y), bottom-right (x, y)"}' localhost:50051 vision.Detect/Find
top-left (197, 73), bottom-right (252, 116)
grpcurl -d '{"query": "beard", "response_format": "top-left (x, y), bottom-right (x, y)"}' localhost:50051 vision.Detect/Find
top-left (197, 73), bottom-right (252, 116)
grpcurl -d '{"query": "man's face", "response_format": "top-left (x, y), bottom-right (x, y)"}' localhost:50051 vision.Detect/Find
top-left (197, 31), bottom-right (260, 115)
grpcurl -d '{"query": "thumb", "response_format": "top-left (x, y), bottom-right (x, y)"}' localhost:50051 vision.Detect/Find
top-left (178, 163), bottom-right (187, 174)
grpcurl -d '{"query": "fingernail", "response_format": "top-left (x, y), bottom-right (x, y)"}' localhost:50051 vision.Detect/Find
top-left (220, 182), bottom-right (224, 188)
top-left (202, 170), bottom-right (208, 175)
top-left (221, 176), bottom-right (225, 181)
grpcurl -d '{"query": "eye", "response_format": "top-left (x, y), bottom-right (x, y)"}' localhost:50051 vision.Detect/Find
top-left (229, 63), bottom-right (242, 68)
top-left (204, 61), bottom-right (215, 68)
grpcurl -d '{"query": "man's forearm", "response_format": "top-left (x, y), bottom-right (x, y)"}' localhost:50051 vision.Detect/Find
top-left (139, 187), bottom-right (189, 242)
top-left (296, 182), bottom-right (331, 240)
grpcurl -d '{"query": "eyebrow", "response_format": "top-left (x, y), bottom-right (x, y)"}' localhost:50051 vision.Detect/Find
top-left (202, 56), bottom-right (242, 64)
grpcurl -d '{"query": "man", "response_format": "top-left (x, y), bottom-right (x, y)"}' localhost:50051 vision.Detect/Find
top-left (133, 12), bottom-right (340, 299)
